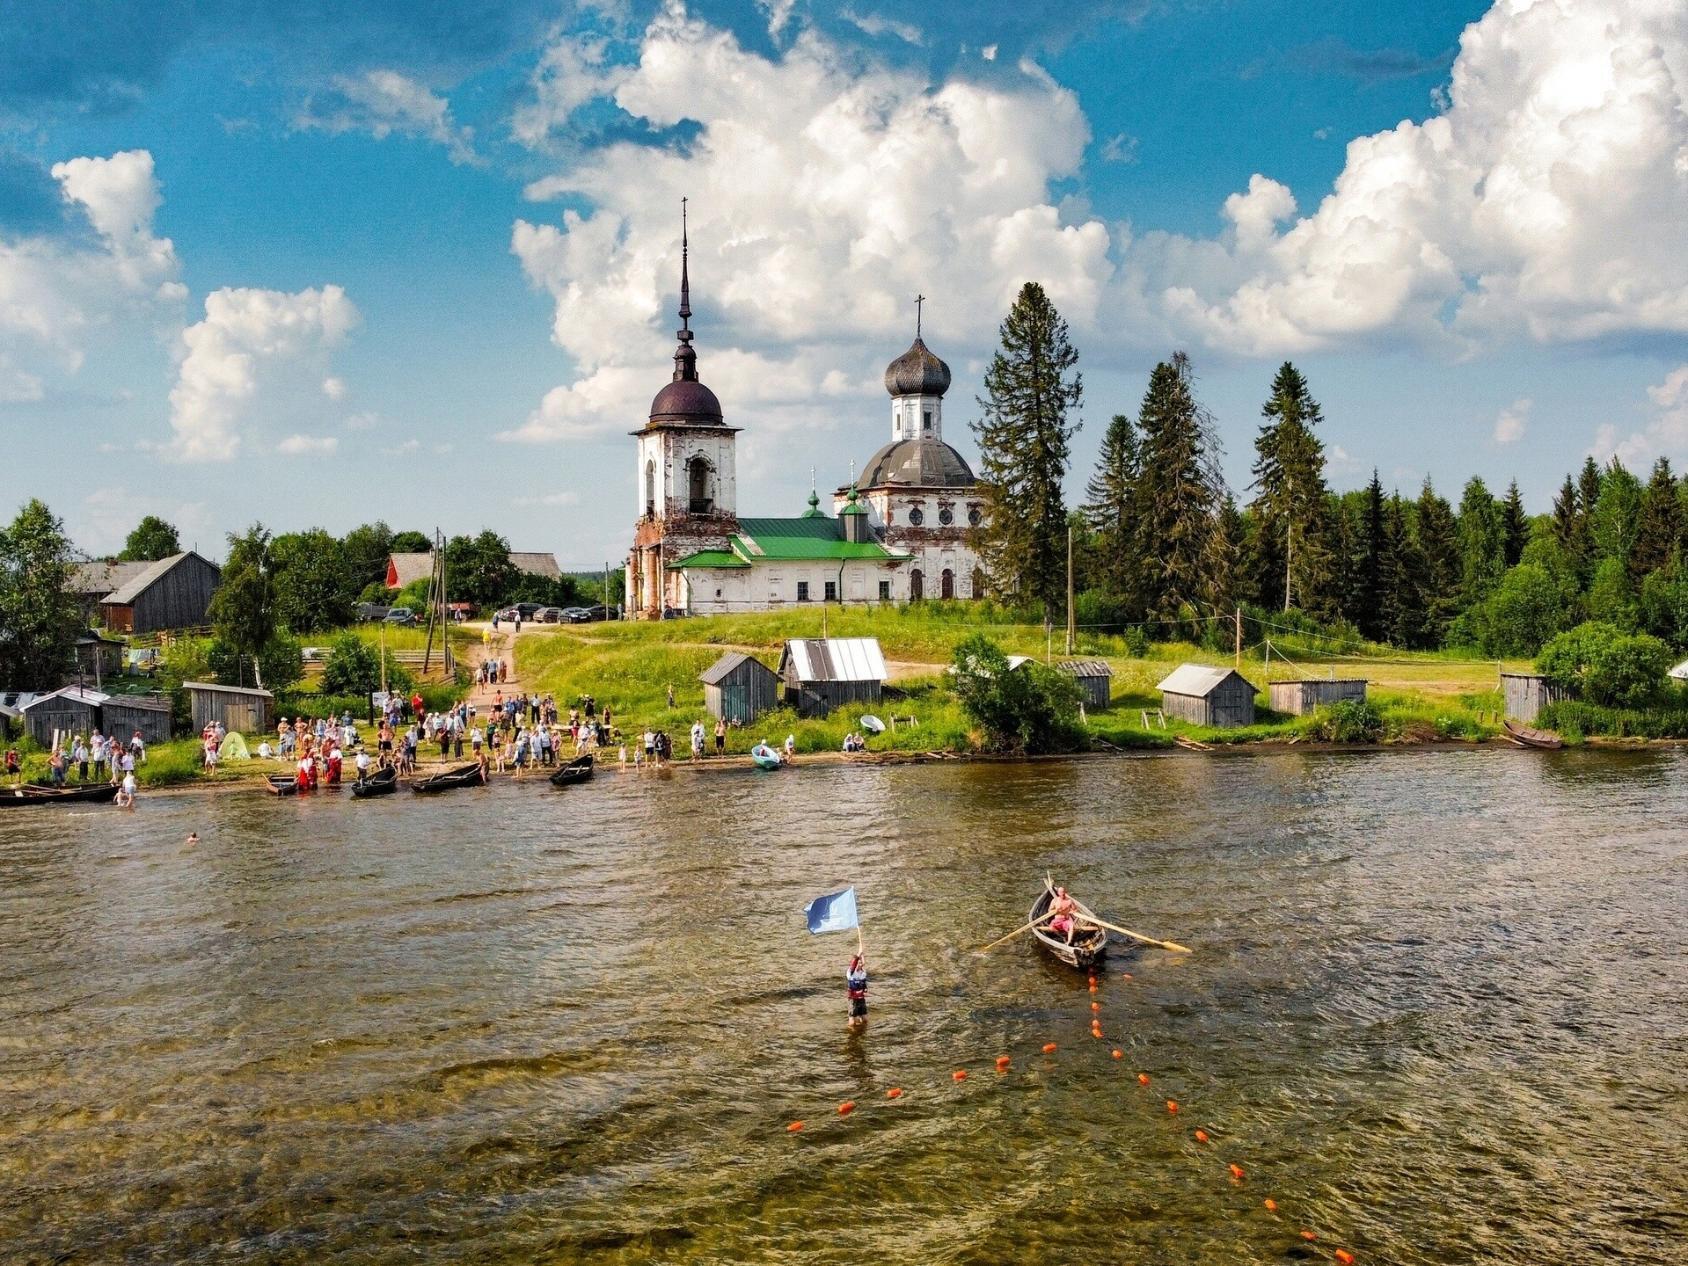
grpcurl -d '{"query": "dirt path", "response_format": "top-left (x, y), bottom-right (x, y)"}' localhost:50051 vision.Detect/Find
top-left (462, 624), bottom-right (520, 705)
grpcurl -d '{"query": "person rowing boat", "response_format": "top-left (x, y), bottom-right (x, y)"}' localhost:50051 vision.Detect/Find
top-left (1046, 885), bottom-right (1081, 944)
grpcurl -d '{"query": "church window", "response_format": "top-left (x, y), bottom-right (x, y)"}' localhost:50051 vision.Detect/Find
top-left (910, 569), bottom-right (924, 601)
top-left (796, 581), bottom-right (810, 602)
top-left (645, 460), bottom-right (656, 517)
top-left (938, 507), bottom-right (954, 526)
top-left (878, 580), bottom-right (891, 601)
top-left (922, 410), bottom-right (932, 433)
top-left (968, 507), bottom-right (982, 527)
top-left (907, 507), bottom-right (924, 526)
top-left (971, 567), bottom-right (986, 599)
top-left (688, 455), bottom-right (713, 514)
top-left (941, 568), bottom-right (955, 599)
top-left (824, 580), bottom-right (838, 601)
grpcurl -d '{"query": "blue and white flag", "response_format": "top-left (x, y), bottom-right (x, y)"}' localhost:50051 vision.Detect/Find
top-left (805, 887), bottom-right (859, 935)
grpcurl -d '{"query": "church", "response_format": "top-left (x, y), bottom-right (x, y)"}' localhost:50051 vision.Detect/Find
top-left (626, 232), bottom-right (989, 619)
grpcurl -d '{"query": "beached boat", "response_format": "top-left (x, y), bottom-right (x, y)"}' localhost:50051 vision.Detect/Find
top-left (1503, 719), bottom-right (1564, 750)
top-left (1029, 885), bottom-right (1109, 970)
top-left (549, 754), bottom-right (593, 788)
top-left (750, 743), bottom-right (782, 770)
top-left (1, 781), bottom-right (121, 807)
top-left (264, 774), bottom-right (302, 796)
top-left (350, 766), bottom-right (398, 798)
top-left (411, 762), bottom-right (485, 794)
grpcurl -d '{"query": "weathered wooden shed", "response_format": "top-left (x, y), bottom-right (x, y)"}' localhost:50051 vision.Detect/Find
top-left (1057, 660), bottom-right (1113, 712)
top-left (72, 630), bottom-right (126, 686)
top-left (1268, 678), bottom-right (1368, 716)
top-left (1157, 664), bottom-right (1257, 728)
top-left (184, 681), bottom-right (274, 734)
top-left (700, 652), bottom-right (781, 725)
top-left (1500, 672), bottom-right (1569, 723)
top-left (779, 638), bottom-right (886, 718)
top-left (21, 686), bottom-right (109, 745)
top-left (102, 694), bottom-right (174, 746)
top-left (100, 552), bottom-right (221, 633)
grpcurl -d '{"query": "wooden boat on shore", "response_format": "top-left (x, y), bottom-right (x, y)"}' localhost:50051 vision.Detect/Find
top-left (549, 754), bottom-right (593, 788)
top-left (1, 781), bottom-right (120, 807)
top-left (264, 774), bottom-right (302, 796)
top-left (1029, 885), bottom-right (1109, 970)
top-left (1503, 719), bottom-right (1564, 750)
top-left (750, 743), bottom-right (782, 770)
top-left (411, 762), bottom-right (485, 794)
top-left (351, 766), bottom-right (399, 798)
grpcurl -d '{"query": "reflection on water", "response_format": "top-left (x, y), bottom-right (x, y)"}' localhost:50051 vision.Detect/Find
top-left (2, 749), bottom-right (1685, 1264)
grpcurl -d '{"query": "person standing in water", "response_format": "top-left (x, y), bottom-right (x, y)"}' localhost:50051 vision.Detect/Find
top-left (845, 951), bottom-right (868, 1029)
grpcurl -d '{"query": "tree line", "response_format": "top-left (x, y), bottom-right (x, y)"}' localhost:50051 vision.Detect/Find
top-left (971, 283), bottom-right (1688, 660)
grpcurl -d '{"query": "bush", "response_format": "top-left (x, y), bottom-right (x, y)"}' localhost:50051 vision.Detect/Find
top-left (950, 634), bottom-right (1085, 755)
top-left (1538, 698), bottom-right (1688, 739)
top-left (1315, 699), bottom-right (1383, 743)
top-left (1121, 627), bottom-right (1149, 658)
top-left (1536, 621), bottom-right (1671, 708)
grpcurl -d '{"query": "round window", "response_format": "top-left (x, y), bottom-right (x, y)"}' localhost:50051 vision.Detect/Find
top-left (938, 508), bottom-right (954, 526)
top-left (968, 507), bottom-right (982, 527)
top-left (907, 507), bottom-right (924, 526)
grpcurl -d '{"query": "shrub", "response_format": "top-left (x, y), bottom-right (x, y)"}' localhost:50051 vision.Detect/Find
top-left (1537, 698), bottom-right (1688, 739)
top-left (1315, 699), bottom-right (1383, 743)
top-left (1536, 621), bottom-right (1671, 708)
top-left (1121, 627), bottom-right (1149, 659)
top-left (950, 634), bottom-right (1085, 755)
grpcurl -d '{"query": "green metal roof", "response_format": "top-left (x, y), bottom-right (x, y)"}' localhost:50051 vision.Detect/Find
top-left (734, 517), bottom-right (904, 562)
top-left (668, 549), bottom-right (750, 570)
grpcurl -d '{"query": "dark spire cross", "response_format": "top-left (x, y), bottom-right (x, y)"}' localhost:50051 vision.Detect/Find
top-left (679, 197), bottom-right (692, 331)
top-left (672, 197), bottom-right (698, 382)
top-left (915, 293), bottom-right (925, 339)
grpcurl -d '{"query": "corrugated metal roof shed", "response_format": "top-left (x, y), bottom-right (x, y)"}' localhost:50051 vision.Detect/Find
top-left (1156, 664), bottom-right (1239, 697)
top-left (22, 686), bottom-right (111, 710)
top-left (1058, 660), bottom-right (1113, 678)
top-left (783, 638), bottom-right (887, 683)
top-left (182, 681), bottom-right (273, 698)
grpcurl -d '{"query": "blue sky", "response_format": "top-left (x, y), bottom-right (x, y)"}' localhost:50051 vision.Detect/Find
top-left (5, 0), bottom-right (1687, 565)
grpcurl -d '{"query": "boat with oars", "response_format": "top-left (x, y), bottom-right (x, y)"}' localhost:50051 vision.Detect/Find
top-left (549, 754), bottom-right (593, 788)
top-left (1503, 719), bottom-right (1564, 750)
top-left (1028, 883), bottom-right (1110, 970)
top-left (351, 765), bottom-right (399, 798)
top-left (263, 774), bottom-right (301, 797)
top-left (411, 762), bottom-right (486, 794)
top-left (1, 781), bottom-right (121, 807)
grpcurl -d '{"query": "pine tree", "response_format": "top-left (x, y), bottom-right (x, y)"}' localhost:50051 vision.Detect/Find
top-left (1082, 412), bottom-right (1140, 612)
top-left (1631, 457), bottom-right (1680, 581)
top-left (1500, 479), bottom-right (1529, 568)
top-left (972, 282), bottom-right (1082, 620)
top-left (1352, 471), bottom-right (1388, 640)
top-left (1573, 456), bottom-right (1603, 584)
top-left (1457, 477), bottom-right (1506, 603)
top-left (1250, 362), bottom-right (1333, 615)
top-left (1551, 475), bottom-right (1579, 564)
top-left (1133, 354), bottom-right (1220, 623)
top-left (1383, 494), bottom-right (1427, 647)
top-left (1414, 478), bottom-right (1461, 644)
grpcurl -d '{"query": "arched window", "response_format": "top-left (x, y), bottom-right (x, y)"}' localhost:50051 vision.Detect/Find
top-left (940, 568), bottom-right (955, 599)
top-left (909, 569), bottom-right (924, 601)
top-left (970, 567), bottom-right (986, 599)
top-left (688, 455), bottom-right (713, 513)
top-left (645, 460), bottom-right (656, 518)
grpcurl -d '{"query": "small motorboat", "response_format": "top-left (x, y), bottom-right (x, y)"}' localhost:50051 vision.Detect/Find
top-left (1029, 883), bottom-right (1109, 970)
top-left (859, 715), bottom-right (886, 734)
top-left (1, 781), bottom-right (121, 807)
top-left (750, 743), bottom-right (782, 770)
top-left (549, 754), bottom-right (594, 788)
top-left (1503, 719), bottom-right (1564, 750)
top-left (351, 766), bottom-right (399, 798)
top-left (264, 774), bottom-right (302, 797)
top-left (411, 762), bottom-right (486, 794)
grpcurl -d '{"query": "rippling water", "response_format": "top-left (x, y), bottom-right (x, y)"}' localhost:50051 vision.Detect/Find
top-left (2, 749), bottom-right (1685, 1264)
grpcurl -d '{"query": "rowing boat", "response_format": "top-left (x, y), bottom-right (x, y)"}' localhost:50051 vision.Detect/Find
top-left (351, 766), bottom-right (399, 798)
top-left (1503, 719), bottom-right (1564, 750)
top-left (1029, 884), bottom-right (1109, 970)
top-left (750, 743), bottom-right (781, 770)
top-left (264, 774), bottom-right (302, 796)
top-left (549, 754), bottom-right (594, 787)
top-left (0, 781), bottom-right (120, 807)
top-left (411, 762), bottom-right (485, 794)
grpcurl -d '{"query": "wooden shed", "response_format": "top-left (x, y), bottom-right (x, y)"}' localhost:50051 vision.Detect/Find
top-left (99, 552), bottom-right (221, 633)
top-left (779, 638), bottom-right (886, 718)
top-left (1057, 660), bottom-right (1113, 712)
top-left (1268, 678), bottom-right (1368, 716)
top-left (21, 686), bottom-right (108, 745)
top-left (72, 630), bottom-right (126, 686)
top-left (700, 652), bottom-right (781, 725)
top-left (102, 694), bottom-right (173, 747)
top-left (185, 681), bottom-right (274, 734)
top-left (1157, 664), bottom-right (1257, 728)
top-left (1501, 672), bottom-right (1569, 723)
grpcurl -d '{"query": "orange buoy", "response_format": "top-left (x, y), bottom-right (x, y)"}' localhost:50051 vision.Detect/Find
top-left (1042, 1042), bottom-right (1058, 1054)
top-left (952, 1069), bottom-right (968, 1081)
top-left (1138, 1073), bottom-right (1150, 1085)
top-left (1111, 1049), bottom-right (1123, 1059)
top-left (838, 1101), bottom-right (855, 1116)
top-left (1090, 1001), bottom-right (1101, 1013)
top-left (1300, 1230), bottom-right (1318, 1242)
top-left (886, 1088), bottom-right (903, 1099)
top-left (995, 1055), bottom-right (1011, 1072)
top-left (1335, 1252), bottom-right (1355, 1265)
top-left (1262, 1198), bottom-right (1277, 1213)
top-left (1088, 983), bottom-right (1098, 993)
top-left (1166, 1099), bottom-right (1179, 1114)
top-left (1194, 1129), bottom-right (1209, 1144)
top-left (1228, 1163), bottom-right (1245, 1181)
top-left (787, 1121), bottom-right (804, 1133)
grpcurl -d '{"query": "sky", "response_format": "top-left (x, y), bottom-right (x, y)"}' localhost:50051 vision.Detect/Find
top-left (4, 0), bottom-right (1687, 566)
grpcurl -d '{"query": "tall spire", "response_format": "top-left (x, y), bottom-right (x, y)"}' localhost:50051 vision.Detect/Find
top-left (673, 197), bottom-right (697, 383)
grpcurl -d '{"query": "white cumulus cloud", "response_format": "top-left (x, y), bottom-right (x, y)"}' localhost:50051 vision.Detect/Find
top-left (297, 70), bottom-right (478, 165)
top-left (276, 433), bottom-right (340, 456)
top-left (1594, 365), bottom-right (1688, 467)
top-left (1494, 396), bottom-right (1531, 444)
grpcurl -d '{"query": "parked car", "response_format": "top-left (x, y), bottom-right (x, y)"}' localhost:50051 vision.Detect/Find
top-left (355, 602), bottom-right (392, 622)
top-left (384, 608), bottom-right (418, 626)
top-left (559, 606), bottom-right (592, 623)
top-left (493, 606), bottom-right (520, 623)
top-left (534, 607), bottom-right (566, 624)
top-left (513, 602), bottom-right (545, 619)
top-left (578, 604), bottom-right (621, 622)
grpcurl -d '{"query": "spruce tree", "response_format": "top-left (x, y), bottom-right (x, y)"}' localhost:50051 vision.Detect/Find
top-left (1384, 494), bottom-right (1427, 647)
top-left (972, 282), bottom-right (1082, 620)
top-left (1457, 477), bottom-right (1506, 603)
top-left (1631, 457), bottom-right (1680, 581)
top-left (1414, 479), bottom-right (1461, 645)
top-left (1211, 495), bottom-right (1250, 611)
top-left (1551, 475), bottom-right (1579, 564)
top-left (1573, 457), bottom-right (1603, 583)
top-left (1250, 362), bottom-right (1333, 614)
top-left (1133, 354), bottom-right (1220, 623)
top-left (1353, 471), bottom-right (1388, 641)
top-left (1082, 412), bottom-right (1140, 613)
top-left (1500, 479), bottom-right (1529, 568)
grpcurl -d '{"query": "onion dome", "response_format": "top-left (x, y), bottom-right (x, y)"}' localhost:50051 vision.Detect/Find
top-left (839, 485), bottom-right (868, 515)
top-left (860, 438), bottom-right (975, 488)
top-left (649, 200), bottom-right (724, 425)
top-left (884, 337), bottom-right (951, 398)
top-left (800, 489), bottom-right (826, 519)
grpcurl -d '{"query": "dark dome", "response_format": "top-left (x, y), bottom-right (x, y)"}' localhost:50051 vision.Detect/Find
top-left (860, 438), bottom-right (975, 488)
top-left (884, 337), bottom-right (951, 398)
top-left (649, 377), bottom-right (723, 424)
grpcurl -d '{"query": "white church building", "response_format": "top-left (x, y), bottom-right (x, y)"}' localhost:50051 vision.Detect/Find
top-left (626, 230), bottom-right (988, 619)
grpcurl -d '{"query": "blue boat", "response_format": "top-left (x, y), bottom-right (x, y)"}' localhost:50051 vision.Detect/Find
top-left (750, 743), bottom-right (781, 770)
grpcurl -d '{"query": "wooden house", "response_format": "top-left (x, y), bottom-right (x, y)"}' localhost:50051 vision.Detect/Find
top-left (67, 560), bottom-right (151, 623)
top-left (20, 686), bottom-right (108, 745)
top-left (184, 681), bottom-right (274, 734)
top-left (102, 694), bottom-right (173, 747)
top-left (1501, 672), bottom-right (1569, 723)
top-left (1057, 660), bottom-right (1113, 712)
top-left (700, 652), bottom-right (781, 725)
top-left (95, 552), bottom-right (221, 633)
top-left (1157, 664), bottom-right (1257, 728)
top-left (779, 638), bottom-right (886, 718)
top-left (1268, 678), bottom-right (1368, 716)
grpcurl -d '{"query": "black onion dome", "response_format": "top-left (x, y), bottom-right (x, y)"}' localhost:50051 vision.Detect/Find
top-left (860, 438), bottom-right (975, 488)
top-left (884, 337), bottom-right (951, 398)
top-left (650, 377), bottom-right (722, 424)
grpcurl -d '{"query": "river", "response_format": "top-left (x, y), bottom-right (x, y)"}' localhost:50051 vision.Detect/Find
top-left (1, 749), bottom-right (1684, 1264)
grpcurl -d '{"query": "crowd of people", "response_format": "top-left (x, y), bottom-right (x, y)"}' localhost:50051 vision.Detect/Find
top-left (6, 728), bottom-right (146, 804)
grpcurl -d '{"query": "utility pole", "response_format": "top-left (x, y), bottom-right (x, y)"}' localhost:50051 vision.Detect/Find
top-left (1065, 523), bottom-right (1076, 655)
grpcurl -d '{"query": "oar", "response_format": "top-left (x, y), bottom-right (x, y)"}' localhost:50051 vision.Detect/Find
top-left (1085, 915), bottom-right (1192, 955)
top-left (978, 915), bottom-right (1055, 954)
